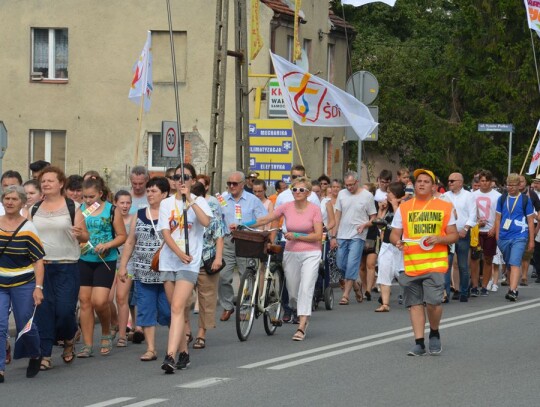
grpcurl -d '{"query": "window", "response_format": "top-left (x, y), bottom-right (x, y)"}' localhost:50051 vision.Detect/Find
top-left (31, 28), bottom-right (68, 80)
top-left (302, 39), bottom-right (312, 68)
top-left (327, 43), bottom-right (335, 83)
top-left (30, 130), bottom-right (66, 170)
top-left (147, 133), bottom-right (169, 171)
top-left (323, 137), bottom-right (331, 175)
top-left (287, 35), bottom-right (294, 62)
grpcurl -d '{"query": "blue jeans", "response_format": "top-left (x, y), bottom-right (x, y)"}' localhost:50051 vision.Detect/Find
top-left (445, 234), bottom-right (470, 297)
top-left (135, 281), bottom-right (171, 327)
top-left (0, 281), bottom-right (41, 371)
top-left (336, 239), bottom-right (365, 280)
top-left (34, 263), bottom-right (80, 357)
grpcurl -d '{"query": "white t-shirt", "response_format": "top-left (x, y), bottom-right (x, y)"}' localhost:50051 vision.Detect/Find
top-left (157, 194), bottom-right (213, 273)
top-left (472, 189), bottom-right (501, 232)
top-left (374, 188), bottom-right (388, 203)
top-left (335, 188), bottom-right (377, 240)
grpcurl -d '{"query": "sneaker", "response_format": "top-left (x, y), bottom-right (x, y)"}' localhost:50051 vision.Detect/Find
top-left (459, 295), bottom-right (468, 302)
top-left (407, 344), bottom-right (427, 356)
top-left (161, 354), bottom-right (176, 374)
top-left (480, 288), bottom-right (489, 297)
top-left (175, 352), bottom-right (190, 370)
top-left (491, 284), bottom-right (499, 292)
top-left (501, 278), bottom-right (509, 286)
top-left (282, 310), bottom-right (292, 323)
top-left (505, 290), bottom-right (518, 302)
top-left (532, 270), bottom-right (538, 279)
top-left (486, 280), bottom-right (493, 291)
top-left (470, 287), bottom-right (479, 297)
top-left (428, 336), bottom-right (442, 355)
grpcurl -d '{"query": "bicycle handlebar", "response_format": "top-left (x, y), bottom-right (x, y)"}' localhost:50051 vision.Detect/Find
top-left (237, 225), bottom-right (281, 233)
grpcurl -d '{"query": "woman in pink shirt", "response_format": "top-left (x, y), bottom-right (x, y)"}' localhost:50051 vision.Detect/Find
top-left (251, 177), bottom-right (322, 341)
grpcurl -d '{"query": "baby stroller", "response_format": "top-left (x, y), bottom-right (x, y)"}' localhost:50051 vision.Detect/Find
top-left (312, 236), bottom-right (334, 311)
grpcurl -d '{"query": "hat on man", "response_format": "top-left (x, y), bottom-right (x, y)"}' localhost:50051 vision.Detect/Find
top-left (413, 168), bottom-right (436, 183)
top-left (247, 171), bottom-right (260, 179)
top-left (533, 177), bottom-right (540, 183)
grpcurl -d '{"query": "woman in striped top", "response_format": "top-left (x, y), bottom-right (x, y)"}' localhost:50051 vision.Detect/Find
top-left (0, 185), bottom-right (45, 383)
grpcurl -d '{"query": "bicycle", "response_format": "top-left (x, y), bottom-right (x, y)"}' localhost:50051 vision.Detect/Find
top-left (232, 226), bottom-right (285, 342)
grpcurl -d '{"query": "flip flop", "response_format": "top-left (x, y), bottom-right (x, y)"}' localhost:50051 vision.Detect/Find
top-left (339, 297), bottom-right (349, 305)
top-left (374, 304), bottom-right (390, 312)
top-left (140, 350), bottom-right (157, 361)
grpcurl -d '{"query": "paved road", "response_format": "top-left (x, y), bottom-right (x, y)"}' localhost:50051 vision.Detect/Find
top-left (3, 282), bottom-right (540, 407)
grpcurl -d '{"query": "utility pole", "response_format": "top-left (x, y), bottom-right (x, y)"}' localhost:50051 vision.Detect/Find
top-left (208, 0), bottom-right (250, 194)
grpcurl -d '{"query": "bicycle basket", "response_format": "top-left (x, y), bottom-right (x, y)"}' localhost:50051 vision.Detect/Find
top-left (232, 230), bottom-right (270, 259)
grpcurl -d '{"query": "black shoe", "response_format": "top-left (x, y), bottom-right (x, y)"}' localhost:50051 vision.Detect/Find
top-left (161, 354), bottom-right (176, 374)
top-left (0, 372), bottom-right (4, 383)
top-left (175, 352), bottom-right (190, 370)
top-left (452, 291), bottom-right (460, 300)
top-left (505, 290), bottom-right (518, 302)
top-left (132, 330), bottom-right (145, 344)
top-left (459, 295), bottom-right (468, 302)
top-left (535, 277), bottom-right (540, 284)
top-left (26, 357), bottom-right (42, 378)
top-left (292, 314), bottom-right (300, 324)
top-left (364, 291), bottom-right (372, 301)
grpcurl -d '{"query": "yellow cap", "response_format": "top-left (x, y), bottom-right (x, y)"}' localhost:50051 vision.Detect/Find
top-left (413, 168), bottom-right (436, 183)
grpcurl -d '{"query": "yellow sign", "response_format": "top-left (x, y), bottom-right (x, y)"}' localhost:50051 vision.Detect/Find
top-left (249, 119), bottom-right (293, 184)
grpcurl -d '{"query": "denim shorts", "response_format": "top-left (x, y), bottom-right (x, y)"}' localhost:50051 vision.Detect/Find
top-left (159, 269), bottom-right (198, 285)
top-left (498, 238), bottom-right (527, 267)
top-left (336, 238), bottom-right (364, 280)
top-left (135, 281), bottom-right (171, 327)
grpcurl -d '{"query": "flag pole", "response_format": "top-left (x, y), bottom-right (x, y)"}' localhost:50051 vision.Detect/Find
top-left (519, 129), bottom-right (539, 175)
top-left (530, 30), bottom-right (540, 95)
top-left (133, 95), bottom-right (145, 165)
top-left (291, 127), bottom-right (305, 166)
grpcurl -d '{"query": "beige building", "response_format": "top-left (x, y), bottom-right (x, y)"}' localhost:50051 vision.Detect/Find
top-left (0, 0), bottom-right (354, 189)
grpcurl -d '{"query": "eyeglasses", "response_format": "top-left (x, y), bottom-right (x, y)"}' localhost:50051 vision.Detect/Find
top-left (448, 179), bottom-right (460, 183)
top-left (172, 174), bottom-right (192, 182)
top-left (345, 182), bottom-right (357, 188)
top-left (291, 175), bottom-right (302, 180)
top-left (226, 181), bottom-right (242, 187)
top-left (292, 187), bottom-right (309, 193)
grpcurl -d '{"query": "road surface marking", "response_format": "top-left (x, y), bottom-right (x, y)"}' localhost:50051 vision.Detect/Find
top-left (123, 399), bottom-right (168, 407)
top-left (177, 377), bottom-right (233, 388)
top-left (239, 299), bottom-right (540, 370)
top-left (85, 398), bottom-right (135, 407)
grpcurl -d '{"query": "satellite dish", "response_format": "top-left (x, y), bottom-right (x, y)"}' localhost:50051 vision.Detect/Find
top-left (295, 48), bottom-right (309, 72)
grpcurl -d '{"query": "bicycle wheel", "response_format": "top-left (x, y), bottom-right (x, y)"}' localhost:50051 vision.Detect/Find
top-left (236, 268), bottom-right (257, 341)
top-left (324, 286), bottom-right (334, 310)
top-left (263, 267), bottom-right (284, 336)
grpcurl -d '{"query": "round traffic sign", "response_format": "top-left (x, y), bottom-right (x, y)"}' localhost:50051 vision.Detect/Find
top-left (166, 127), bottom-right (177, 152)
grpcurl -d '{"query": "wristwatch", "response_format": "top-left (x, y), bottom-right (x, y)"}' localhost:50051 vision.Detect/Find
top-left (35, 285), bottom-right (44, 290)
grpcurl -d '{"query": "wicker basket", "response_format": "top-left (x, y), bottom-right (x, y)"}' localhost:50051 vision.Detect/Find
top-left (232, 230), bottom-right (270, 259)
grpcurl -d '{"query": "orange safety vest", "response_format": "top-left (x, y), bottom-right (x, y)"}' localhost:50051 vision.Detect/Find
top-left (400, 197), bottom-right (453, 276)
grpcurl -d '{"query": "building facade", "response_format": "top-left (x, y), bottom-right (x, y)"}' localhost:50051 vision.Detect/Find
top-left (0, 1), bottom-right (354, 188)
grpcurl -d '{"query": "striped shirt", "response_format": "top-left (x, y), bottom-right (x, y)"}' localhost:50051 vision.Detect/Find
top-left (0, 221), bottom-right (45, 287)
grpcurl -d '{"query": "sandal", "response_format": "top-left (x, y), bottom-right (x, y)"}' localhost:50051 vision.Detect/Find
top-left (186, 332), bottom-right (193, 345)
top-left (140, 350), bottom-right (157, 361)
top-left (375, 304), bottom-right (390, 312)
top-left (110, 325), bottom-right (119, 341)
top-left (292, 328), bottom-right (306, 341)
top-left (116, 337), bottom-right (128, 348)
top-left (132, 329), bottom-right (145, 344)
top-left (77, 345), bottom-right (94, 358)
top-left (5, 341), bottom-right (11, 365)
top-left (100, 335), bottom-right (113, 356)
top-left (40, 357), bottom-right (53, 370)
top-left (62, 339), bottom-right (76, 363)
top-left (74, 327), bottom-right (82, 343)
top-left (339, 296), bottom-right (349, 305)
top-left (193, 337), bottom-right (206, 349)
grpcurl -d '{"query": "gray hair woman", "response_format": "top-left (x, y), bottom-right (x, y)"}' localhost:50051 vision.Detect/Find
top-left (0, 185), bottom-right (46, 382)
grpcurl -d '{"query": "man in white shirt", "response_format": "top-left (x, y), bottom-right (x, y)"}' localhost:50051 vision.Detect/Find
top-left (331, 171), bottom-right (377, 305)
top-left (472, 170), bottom-right (501, 295)
top-left (440, 172), bottom-right (477, 301)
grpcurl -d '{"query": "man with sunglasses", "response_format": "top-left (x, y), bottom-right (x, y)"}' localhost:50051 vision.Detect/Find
top-left (440, 173), bottom-right (477, 302)
top-left (218, 171), bottom-right (267, 321)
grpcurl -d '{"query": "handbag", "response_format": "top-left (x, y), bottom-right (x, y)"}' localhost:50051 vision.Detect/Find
top-left (203, 256), bottom-right (226, 275)
top-left (148, 209), bottom-right (162, 272)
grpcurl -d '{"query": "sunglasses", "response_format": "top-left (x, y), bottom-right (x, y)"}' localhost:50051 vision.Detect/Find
top-left (291, 175), bottom-right (300, 180)
top-left (226, 181), bottom-right (242, 187)
top-left (448, 179), bottom-right (460, 183)
top-left (172, 174), bottom-right (192, 181)
top-left (292, 187), bottom-right (309, 193)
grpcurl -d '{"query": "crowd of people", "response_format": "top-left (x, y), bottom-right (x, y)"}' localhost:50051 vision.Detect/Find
top-left (0, 159), bottom-right (538, 382)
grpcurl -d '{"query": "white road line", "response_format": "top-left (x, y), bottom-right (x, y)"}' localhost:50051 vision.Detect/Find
top-left (267, 302), bottom-right (540, 370)
top-left (85, 398), bottom-right (135, 407)
top-left (177, 377), bottom-right (233, 388)
top-left (123, 399), bottom-right (168, 407)
top-left (239, 298), bottom-right (540, 369)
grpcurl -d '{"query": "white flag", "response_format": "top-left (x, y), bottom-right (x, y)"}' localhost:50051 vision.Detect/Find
top-left (270, 52), bottom-right (378, 140)
top-left (524, 0), bottom-right (540, 38)
top-left (16, 306), bottom-right (37, 342)
top-left (342, 0), bottom-right (396, 7)
top-left (527, 137), bottom-right (540, 175)
top-left (128, 31), bottom-right (153, 112)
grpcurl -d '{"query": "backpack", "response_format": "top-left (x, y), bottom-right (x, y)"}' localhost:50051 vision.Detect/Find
top-left (31, 197), bottom-right (76, 225)
top-left (498, 191), bottom-right (529, 215)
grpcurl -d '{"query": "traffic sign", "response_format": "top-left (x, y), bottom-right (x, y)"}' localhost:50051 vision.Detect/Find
top-left (346, 71), bottom-right (379, 105)
top-left (161, 121), bottom-right (179, 158)
top-left (477, 123), bottom-right (514, 132)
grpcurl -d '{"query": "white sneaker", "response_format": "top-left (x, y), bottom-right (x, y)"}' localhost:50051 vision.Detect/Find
top-left (486, 280), bottom-right (493, 291)
top-left (491, 284), bottom-right (499, 292)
